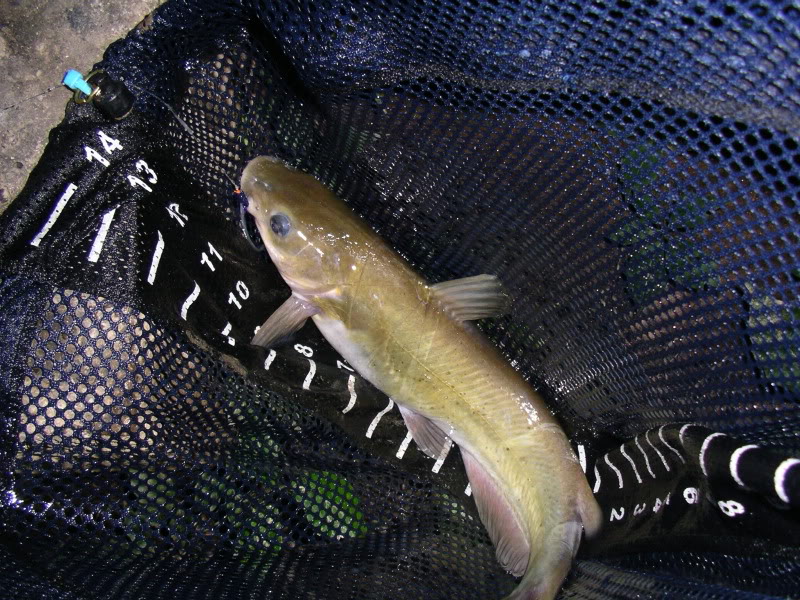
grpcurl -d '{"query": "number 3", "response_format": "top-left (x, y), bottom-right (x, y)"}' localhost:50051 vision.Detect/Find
top-left (135, 160), bottom-right (158, 184)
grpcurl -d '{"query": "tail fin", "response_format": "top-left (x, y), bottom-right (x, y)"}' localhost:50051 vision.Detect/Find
top-left (504, 521), bottom-right (582, 600)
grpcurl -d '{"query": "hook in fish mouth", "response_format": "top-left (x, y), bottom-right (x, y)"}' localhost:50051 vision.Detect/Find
top-left (230, 165), bottom-right (268, 251)
top-left (237, 193), bottom-right (264, 252)
top-left (237, 190), bottom-right (250, 211)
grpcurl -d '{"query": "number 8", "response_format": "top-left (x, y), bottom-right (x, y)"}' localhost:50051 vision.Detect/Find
top-left (294, 344), bottom-right (313, 357)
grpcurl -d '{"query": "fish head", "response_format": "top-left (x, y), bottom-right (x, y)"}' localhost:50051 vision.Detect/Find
top-left (241, 156), bottom-right (371, 297)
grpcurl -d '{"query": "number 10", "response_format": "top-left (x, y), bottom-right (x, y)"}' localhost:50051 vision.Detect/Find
top-left (227, 280), bottom-right (250, 309)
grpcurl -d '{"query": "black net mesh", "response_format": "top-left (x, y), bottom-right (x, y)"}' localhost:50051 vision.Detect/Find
top-left (1, 0), bottom-right (799, 598)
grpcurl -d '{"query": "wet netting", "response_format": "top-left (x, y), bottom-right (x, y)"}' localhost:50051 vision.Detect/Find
top-left (1, 0), bottom-right (800, 598)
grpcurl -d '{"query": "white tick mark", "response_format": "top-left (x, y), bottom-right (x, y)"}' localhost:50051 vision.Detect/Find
top-left (366, 398), bottom-right (394, 438)
top-left (432, 437), bottom-right (453, 473)
top-left (396, 431), bottom-right (413, 459)
top-left (342, 375), bottom-right (357, 414)
top-left (774, 458), bottom-right (800, 504)
top-left (620, 443), bottom-right (642, 484)
top-left (699, 432), bottom-right (726, 478)
top-left (645, 429), bottom-right (669, 472)
top-left (605, 453), bottom-right (623, 489)
top-left (729, 444), bottom-right (758, 488)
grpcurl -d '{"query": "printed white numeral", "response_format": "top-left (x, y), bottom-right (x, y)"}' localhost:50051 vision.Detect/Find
top-left (201, 242), bottom-right (222, 271)
top-left (337, 360), bottom-right (354, 372)
top-left (135, 159), bottom-right (157, 184)
top-left (98, 130), bottom-right (123, 154)
top-left (227, 280), bottom-right (249, 309)
top-left (718, 500), bottom-right (745, 517)
top-left (294, 344), bottom-right (314, 358)
top-left (264, 349), bottom-right (277, 370)
top-left (84, 146), bottom-right (110, 167)
top-left (610, 507), bottom-right (625, 521)
top-left (167, 203), bottom-right (187, 227)
top-left (208, 242), bottom-right (222, 260)
top-left (652, 494), bottom-right (670, 513)
top-left (127, 175), bottom-right (153, 192)
top-left (683, 487), bottom-right (699, 504)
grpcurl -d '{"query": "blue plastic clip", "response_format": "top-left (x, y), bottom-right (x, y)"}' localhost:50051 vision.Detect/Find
top-left (62, 69), bottom-right (93, 96)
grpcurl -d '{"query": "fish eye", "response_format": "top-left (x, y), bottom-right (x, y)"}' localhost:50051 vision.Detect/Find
top-left (270, 213), bottom-right (291, 237)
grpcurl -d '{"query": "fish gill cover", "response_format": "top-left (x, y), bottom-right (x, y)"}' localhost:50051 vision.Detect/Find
top-left (0, 0), bottom-right (799, 598)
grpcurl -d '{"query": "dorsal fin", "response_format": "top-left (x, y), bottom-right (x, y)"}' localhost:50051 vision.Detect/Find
top-left (430, 274), bottom-right (509, 321)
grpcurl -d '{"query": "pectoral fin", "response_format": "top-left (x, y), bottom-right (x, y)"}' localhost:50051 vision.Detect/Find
top-left (398, 405), bottom-right (451, 460)
top-left (430, 274), bottom-right (509, 321)
top-left (460, 448), bottom-right (529, 577)
top-left (251, 295), bottom-right (319, 348)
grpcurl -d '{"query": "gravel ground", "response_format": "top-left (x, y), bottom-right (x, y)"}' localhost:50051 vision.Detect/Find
top-left (0, 0), bottom-right (164, 214)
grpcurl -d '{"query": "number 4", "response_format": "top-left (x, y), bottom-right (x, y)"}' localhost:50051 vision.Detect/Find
top-left (98, 130), bottom-right (123, 154)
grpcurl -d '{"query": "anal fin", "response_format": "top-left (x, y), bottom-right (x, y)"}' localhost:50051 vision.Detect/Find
top-left (430, 274), bottom-right (509, 321)
top-left (460, 448), bottom-right (529, 577)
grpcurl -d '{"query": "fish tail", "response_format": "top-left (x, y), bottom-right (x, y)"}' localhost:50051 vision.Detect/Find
top-left (504, 520), bottom-right (583, 600)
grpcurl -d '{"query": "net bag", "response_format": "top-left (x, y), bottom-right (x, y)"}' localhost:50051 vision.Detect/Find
top-left (1, 0), bottom-right (799, 598)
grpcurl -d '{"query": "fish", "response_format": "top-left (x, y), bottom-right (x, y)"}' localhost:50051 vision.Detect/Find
top-left (241, 156), bottom-right (602, 600)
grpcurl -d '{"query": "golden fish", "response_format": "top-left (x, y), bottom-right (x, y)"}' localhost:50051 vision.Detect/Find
top-left (242, 156), bottom-right (601, 600)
